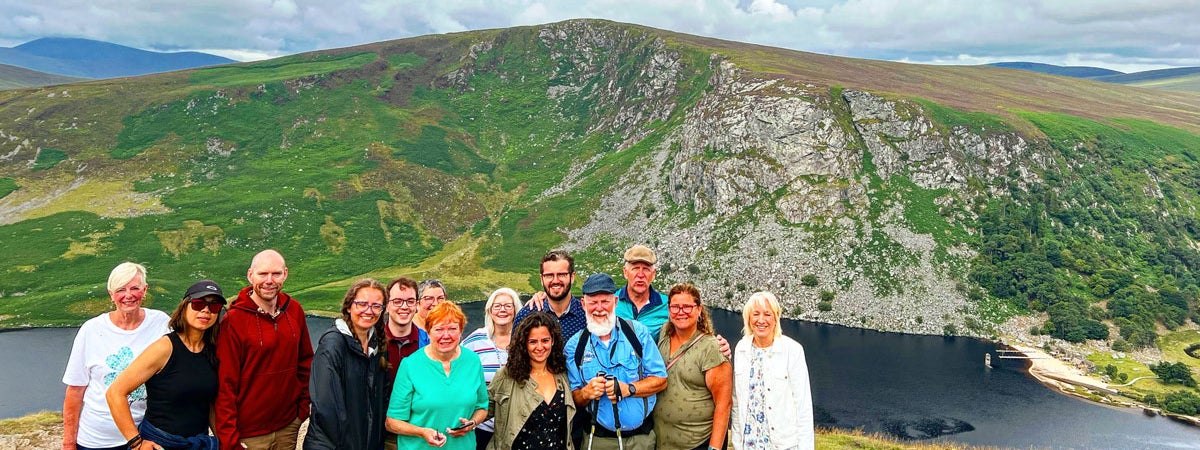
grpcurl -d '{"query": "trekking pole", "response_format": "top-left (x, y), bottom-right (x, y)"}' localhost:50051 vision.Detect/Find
top-left (606, 374), bottom-right (623, 450)
top-left (587, 371), bottom-right (606, 450)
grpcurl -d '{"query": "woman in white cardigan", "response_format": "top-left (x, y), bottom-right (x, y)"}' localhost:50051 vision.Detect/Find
top-left (731, 291), bottom-right (814, 450)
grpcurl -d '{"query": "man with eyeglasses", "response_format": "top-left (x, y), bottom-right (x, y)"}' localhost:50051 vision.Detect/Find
top-left (215, 249), bottom-right (313, 450)
top-left (378, 277), bottom-right (429, 450)
top-left (413, 279), bottom-right (447, 331)
top-left (513, 250), bottom-right (588, 340)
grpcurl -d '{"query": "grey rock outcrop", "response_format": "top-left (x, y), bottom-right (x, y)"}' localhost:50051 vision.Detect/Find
top-left (563, 53), bottom-right (1043, 336)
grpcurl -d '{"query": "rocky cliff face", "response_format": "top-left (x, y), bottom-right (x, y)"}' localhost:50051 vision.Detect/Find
top-left (561, 50), bottom-right (1044, 335)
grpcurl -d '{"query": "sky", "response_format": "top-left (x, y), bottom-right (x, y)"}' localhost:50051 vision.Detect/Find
top-left (1, 0), bottom-right (1198, 73)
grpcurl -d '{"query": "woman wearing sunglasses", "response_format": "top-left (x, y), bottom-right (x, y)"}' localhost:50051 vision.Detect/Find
top-left (305, 279), bottom-right (389, 450)
top-left (106, 280), bottom-right (226, 450)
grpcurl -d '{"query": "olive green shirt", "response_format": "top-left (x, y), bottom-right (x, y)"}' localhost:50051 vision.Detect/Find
top-left (653, 333), bottom-right (727, 450)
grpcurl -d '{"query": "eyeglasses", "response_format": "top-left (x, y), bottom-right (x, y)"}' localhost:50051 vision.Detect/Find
top-left (420, 295), bottom-right (447, 303)
top-left (352, 301), bottom-right (385, 313)
top-left (389, 298), bottom-right (418, 307)
top-left (430, 325), bottom-right (461, 335)
top-left (669, 304), bottom-right (698, 314)
top-left (540, 272), bottom-right (571, 280)
top-left (491, 303), bottom-right (515, 311)
top-left (189, 299), bottom-right (224, 314)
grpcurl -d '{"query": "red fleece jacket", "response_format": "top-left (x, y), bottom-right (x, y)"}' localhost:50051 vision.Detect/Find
top-left (214, 287), bottom-right (313, 450)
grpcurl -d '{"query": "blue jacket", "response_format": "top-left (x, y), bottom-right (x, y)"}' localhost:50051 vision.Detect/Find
top-left (565, 319), bottom-right (667, 431)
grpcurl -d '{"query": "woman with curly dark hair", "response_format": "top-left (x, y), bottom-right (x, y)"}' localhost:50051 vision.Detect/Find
top-left (486, 311), bottom-right (575, 450)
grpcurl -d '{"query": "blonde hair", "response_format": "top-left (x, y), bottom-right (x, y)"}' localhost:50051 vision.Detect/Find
top-left (741, 291), bottom-right (783, 339)
top-left (484, 287), bottom-right (523, 339)
top-left (107, 262), bottom-right (147, 293)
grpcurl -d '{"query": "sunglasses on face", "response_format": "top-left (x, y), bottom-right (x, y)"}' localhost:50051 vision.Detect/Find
top-left (189, 299), bottom-right (224, 314)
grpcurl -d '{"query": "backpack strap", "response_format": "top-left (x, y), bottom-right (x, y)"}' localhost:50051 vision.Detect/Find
top-left (617, 318), bottom-right (642, 359)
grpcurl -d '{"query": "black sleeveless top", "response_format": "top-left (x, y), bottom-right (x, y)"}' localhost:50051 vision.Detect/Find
top-left (144, 333), bottom-right (218, 437)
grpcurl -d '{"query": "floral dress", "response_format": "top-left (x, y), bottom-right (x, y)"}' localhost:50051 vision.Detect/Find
top-left (743, 347), bottom-right (772, 450)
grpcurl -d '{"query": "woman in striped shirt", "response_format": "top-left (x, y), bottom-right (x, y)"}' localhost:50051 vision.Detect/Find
top-left (463, 287), bottom-right (524, 450)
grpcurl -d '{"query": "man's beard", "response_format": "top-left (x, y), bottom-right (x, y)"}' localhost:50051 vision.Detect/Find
top-left (543, 281), bottom-right (571, 302)
top-left (586, 313), bottom-right (616, 336)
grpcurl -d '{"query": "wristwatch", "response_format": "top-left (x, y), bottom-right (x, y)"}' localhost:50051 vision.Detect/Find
top-left (627, 382), bottom-right (637, 397)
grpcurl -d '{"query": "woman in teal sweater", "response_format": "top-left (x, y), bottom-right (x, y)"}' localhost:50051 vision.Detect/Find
top-left (386, 301), bottom-right (488, 450)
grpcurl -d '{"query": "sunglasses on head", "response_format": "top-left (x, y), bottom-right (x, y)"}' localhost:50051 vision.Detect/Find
top-left (189, 298), bottom-right (224, 313)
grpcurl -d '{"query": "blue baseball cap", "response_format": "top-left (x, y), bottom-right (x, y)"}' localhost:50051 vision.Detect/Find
top-left (581, 273), bottom-right (617, 295)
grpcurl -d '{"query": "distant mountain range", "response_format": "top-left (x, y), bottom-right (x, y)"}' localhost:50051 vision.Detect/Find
top-left (0, 37), bottom-right (234, 80)
top-left (987, 62), bottom-right (1122, 78)
top-left (989, 61), bottom-right (1200, 92)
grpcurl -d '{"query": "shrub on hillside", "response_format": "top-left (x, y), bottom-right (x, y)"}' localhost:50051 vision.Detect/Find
top-left (1149, 361), bottom-right (1197, 387)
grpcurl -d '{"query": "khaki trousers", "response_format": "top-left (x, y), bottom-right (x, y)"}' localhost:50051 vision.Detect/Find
top-left (240, 417), bottom-right (302, 450)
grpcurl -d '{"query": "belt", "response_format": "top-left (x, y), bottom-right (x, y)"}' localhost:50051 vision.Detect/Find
top-left (593, 420), bottom-right (653, 438)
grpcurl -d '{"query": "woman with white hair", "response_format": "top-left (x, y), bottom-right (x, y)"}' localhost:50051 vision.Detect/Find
top-left (731, 291), bottom-right (813, 450)
top-left (63, 262), bottom-right (171, 450)
top-left (462, 287), bottom-right (523, 450)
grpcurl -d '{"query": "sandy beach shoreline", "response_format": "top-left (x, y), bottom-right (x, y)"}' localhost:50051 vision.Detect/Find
top-left (1006, 343), bottom-right (1116, 395)
top-left (1001, 343), bottom-right (1200, 428)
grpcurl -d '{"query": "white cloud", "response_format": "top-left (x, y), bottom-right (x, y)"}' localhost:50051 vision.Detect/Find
top-left (0, 0), bottom-right (1197, 70)
top-left (747, 0), bottom-right (795, 21)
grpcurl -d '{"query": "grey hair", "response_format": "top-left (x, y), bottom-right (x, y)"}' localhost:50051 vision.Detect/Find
top-left (417, 279), bottom-right (447, 299)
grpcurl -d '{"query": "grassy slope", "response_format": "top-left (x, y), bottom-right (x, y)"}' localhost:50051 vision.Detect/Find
top-left (653, 27), bottom-right (1200, 136)
top-left (0, 19), bottom-right (1199, 329)
top-left (0, 63), bottom-right (86, 90)
top-left (1129, 73), bottom-right (1200, 92)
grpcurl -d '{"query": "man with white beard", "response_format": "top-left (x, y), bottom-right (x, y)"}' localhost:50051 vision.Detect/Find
top-left (566, 273), bottom-right (667, 450)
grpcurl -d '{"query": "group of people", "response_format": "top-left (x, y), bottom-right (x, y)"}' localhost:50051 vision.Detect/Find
top-left (62, 245), bottom-right (814, 450)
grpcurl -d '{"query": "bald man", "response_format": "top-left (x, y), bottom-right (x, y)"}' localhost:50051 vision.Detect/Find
top-left (215, 250), bottom-right (314, 450)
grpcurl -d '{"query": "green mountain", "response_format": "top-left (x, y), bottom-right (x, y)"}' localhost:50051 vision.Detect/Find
top-left (2, 20), bottom-right (1199, 348)
top-left (0, 63), bottom-right (86, 90)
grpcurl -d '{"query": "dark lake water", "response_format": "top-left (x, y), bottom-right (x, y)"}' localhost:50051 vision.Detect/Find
top-left (5, 303), bottom-right (1200, 449)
